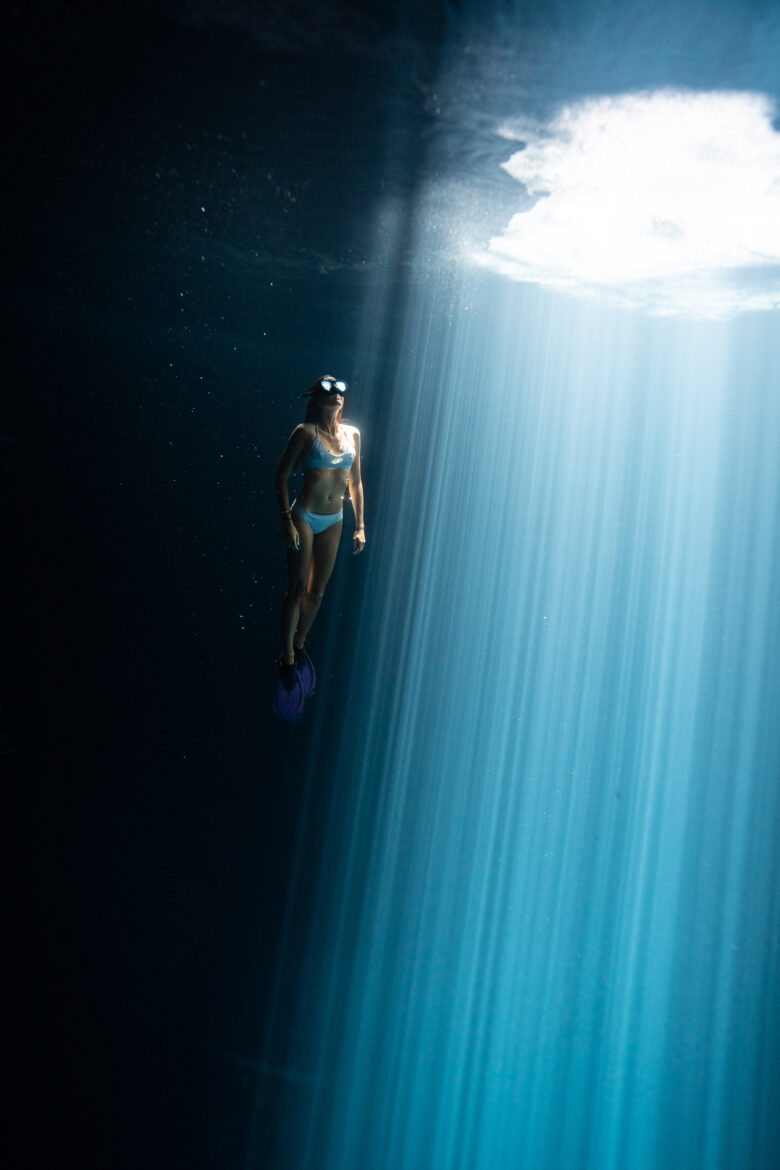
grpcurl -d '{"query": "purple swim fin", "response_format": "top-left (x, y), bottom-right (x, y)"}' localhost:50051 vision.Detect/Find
top-left (294, 647), bottom-right (316, 698)
top-left (273, 670), bottom-right (306, 723)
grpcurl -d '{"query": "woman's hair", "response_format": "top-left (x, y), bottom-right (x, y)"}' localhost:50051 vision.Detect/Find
top-left (303, 374), bottom-right (344, 428)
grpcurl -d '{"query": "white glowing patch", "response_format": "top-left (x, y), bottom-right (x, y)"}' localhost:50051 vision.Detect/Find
top-left (477, 90), bottom-right (780, 317)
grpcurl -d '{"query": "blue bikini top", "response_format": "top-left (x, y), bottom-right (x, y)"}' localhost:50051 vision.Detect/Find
top-left (299, 424), bottom-right (356, 472)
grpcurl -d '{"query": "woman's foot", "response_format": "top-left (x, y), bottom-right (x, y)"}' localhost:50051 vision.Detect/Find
top-left (278, 657), bottom-right (297, 690)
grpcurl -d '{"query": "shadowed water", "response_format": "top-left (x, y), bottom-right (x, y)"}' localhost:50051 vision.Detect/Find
top-left (6, 3), bottom-right (779, 1167)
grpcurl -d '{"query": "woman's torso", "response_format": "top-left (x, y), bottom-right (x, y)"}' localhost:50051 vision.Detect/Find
top-left (296, 423), bottom-right (356, 515)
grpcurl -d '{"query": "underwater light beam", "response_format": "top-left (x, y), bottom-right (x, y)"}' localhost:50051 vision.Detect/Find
top-left (478, 90), bottom-right (780, 317)
top-left (257, 48), bottom-right (780, 1170)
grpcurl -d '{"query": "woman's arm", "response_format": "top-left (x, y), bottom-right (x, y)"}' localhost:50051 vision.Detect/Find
top-left (349, 429), bottom-right (366, 555)
top-left (275, 425), bottom-right (308, 549)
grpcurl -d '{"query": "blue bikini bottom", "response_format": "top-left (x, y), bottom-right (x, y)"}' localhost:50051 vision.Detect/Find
top-left (292, 501), bottom-right (343, 535)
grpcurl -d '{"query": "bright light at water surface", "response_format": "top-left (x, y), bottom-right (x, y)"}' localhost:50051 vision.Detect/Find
top-left (478, 90), bottom-right (780, 317)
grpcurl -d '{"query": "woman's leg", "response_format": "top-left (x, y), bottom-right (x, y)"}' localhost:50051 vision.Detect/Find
top-left (295, 519), bottom-right (342, 648)
top-left (280, 516), bottom-right (314, 666)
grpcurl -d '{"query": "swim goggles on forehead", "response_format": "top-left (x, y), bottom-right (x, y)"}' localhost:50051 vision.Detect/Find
top-left (317, 378), bottom-right (347, 396)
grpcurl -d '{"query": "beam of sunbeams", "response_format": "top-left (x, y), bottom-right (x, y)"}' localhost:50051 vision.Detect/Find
top-left (263, 256), bottom-right (779, 1169)
top-left (250, 0), bottom-right (780, 1158)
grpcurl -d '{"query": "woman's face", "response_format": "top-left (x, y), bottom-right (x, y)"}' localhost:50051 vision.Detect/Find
top-left (316, 390), bottom-right (344, 411)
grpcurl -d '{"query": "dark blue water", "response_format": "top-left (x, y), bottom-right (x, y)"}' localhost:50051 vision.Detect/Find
top-left (5, 2), bottom-right (779, 1168)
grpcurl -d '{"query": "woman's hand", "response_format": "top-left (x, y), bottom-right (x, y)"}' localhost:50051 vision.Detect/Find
top-left (353, 527), bottom-right (366, 556)
top-left (283, 515), bottom-right (300, 552)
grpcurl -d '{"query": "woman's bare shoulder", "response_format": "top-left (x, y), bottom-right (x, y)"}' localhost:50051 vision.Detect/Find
top-left (282, 422), bottom-right (314, 456)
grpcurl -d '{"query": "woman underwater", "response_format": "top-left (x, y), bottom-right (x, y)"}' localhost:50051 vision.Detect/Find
top-left (273, 375), bottom-right (366, 719)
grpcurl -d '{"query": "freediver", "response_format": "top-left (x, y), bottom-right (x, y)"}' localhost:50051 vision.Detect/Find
top-left (273, 375), bottom-right (366, 720)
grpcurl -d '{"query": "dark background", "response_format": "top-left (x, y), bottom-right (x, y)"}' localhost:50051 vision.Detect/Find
top-left (2, 3), bottom-right (445, 1165)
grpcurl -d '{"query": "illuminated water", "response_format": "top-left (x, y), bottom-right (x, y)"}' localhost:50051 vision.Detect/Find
top-left (253, 257), bottom-right (779, 1167)
top-left (251, 2), bottom-right (780, 1163)
top-left (253, 13), bottom-right (776, 1170)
